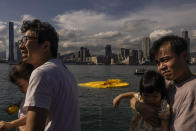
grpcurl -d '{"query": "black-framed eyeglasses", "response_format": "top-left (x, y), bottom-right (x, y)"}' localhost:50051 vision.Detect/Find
top-left (18, 36), bottom-right (38, 44)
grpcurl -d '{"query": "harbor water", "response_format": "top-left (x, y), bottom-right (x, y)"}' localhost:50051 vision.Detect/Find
top-left (0, 63), bottom-right (196, 131)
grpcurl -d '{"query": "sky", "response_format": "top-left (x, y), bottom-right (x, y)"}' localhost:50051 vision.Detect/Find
top-left (1, 0), bottom-right (196, 55)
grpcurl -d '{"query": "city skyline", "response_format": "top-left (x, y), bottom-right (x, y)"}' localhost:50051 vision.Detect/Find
top-left (0, 0), bottom-right (196, 55)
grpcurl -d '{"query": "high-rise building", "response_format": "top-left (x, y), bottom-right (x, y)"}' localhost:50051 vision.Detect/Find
top-left (129, 50), bottom-right (138, 65)
top-left (105, 45), bottom-right (112, 57)
top-left (137, 50), bottom-right (143, 64)
top-left (0, 51), bottom-right (6, 59)
top-left (15, 42), bottom-right (22, 62)
top-left (79, 47), bottom-right (90, 62)
top-left (105, 45), bottom-right (112, 65)
top-left (182, 31), bottom-right (190, 62)
top-left (141, 37), bottom-right (150, 61)
top-left (8, 22), bottom-right (14, 63)
top-left (121, 48), bottom-right (129, 58)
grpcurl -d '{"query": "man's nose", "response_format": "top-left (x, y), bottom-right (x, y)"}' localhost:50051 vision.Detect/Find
top-left (159, 62), bottom-right (167, 71)
top-left (19, 42), bottom-right (25, 49)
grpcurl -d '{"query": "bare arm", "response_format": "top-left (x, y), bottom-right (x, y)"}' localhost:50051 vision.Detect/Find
top-left (25, 106), bottom-right (48, 131)
top-left (159, 109), bottom-right (170, 131)
top-left (0, 116), bottom-right (26, 131)
top-left (113, 92), bottom-right (136, 107)
top-left (161, 120), bottom-right (169, 131)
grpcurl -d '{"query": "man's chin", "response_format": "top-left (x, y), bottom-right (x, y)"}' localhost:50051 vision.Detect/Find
top-left (22, 58), bottom-right (30, 63)
top-left (22, 58), bottom-right (27, 62)
top-left (164, 76), bottom-right (173, 81)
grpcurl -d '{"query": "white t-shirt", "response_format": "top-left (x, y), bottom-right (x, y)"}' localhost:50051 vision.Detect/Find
top-left (24, 59), bottom-right (80, 131)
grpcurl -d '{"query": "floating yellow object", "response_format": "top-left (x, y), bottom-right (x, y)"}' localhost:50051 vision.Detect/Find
top-left (6, 105), bottom-right (19, 114)
top-left (78, 79), bottom-right (129, 88)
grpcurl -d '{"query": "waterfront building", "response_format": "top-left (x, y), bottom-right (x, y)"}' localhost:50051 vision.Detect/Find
top-left (60, 53), bottom-right (76, 63)
top-left (0, 51), bottom-right (6, 60)
top-left (129, 50), bottom-right (139, 65)
top-left (105, 45), bottom-right (112, 65)
top-left (121, 48), bottom-right (129, 59)
top-left (141, 37), bottom-right (150, 61)
top-left (137, 50), bottom-right (144, 64)
top-left (121, 56), bottom-right (129, 64)
top-left (79, 47), bottom-right (90, 62)
top-left (182, 31), bottom-right (190, 63)
top-left (90, 56), bottom-right (98, 64)
top-left (15, 41), bottom-right (22, 62)
top-left (97, 55), bottom-right (105, 64)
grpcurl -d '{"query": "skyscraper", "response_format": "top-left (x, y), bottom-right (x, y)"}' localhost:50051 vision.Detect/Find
top-left (141, 37), bottom-right (150, 61)
top-left (182, 31), bottom-right (190, 62)
top-left (105, 45), bottom-right (112, 65)
top-left (15, 41), bottom-right (22, 62)
top-left (137, 50), bottom-right (143, 64)
top-left (8, 22), bottom-right (14, 63)
top-left (121, 48), bottom-right (129, 58)
top-left (79, 47), bottom-right (90, 62)
top-left (129, 49), bottom-right (138, 65)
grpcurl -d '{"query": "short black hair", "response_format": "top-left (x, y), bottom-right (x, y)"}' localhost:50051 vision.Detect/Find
top-left (139, 70), bottom-right (167, 99)
top-left (21, 19), bottom-right (59, 57)
top-left (9, 62), bottom-right (35, 84)
top-left (150, 35), bottom-right (188, 61)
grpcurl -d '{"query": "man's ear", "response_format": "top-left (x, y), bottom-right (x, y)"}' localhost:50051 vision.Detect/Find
top-left (181, 50), bottom-right (188, 63)
top-left (42, 41), bottom-right (51, 50)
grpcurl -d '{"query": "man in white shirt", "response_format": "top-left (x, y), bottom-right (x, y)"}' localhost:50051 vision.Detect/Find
top-left (19, 19), bottom-right (80, 131)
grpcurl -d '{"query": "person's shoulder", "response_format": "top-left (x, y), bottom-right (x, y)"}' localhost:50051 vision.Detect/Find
top-left (185, 75), bottom-right (196, 85)
top-left (181, 75), bottom-right (196, 93)
top-left (36, 59), bottom-right (62, 73)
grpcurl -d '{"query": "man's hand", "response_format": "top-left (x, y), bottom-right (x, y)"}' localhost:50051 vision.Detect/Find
top-left (0, 121), bottom-right (12, 131)
top-left (135, 101), bottom-right (161, 127)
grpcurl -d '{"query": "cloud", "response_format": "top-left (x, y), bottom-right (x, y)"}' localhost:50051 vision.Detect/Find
top-left (0, 22), bottom-right (7, 32)
top-left (2, 2), bottom-right (196, 55)
top-left (21, 14), bottom-right (35, 22)
top-left (93, 31), bottom-right (121, 39)
top-left (150, 29), bottom-right (173, 39)
top-left (53, 2), bottom-right (196, 55)
top-left (53, 10), bottom-right (123, 34)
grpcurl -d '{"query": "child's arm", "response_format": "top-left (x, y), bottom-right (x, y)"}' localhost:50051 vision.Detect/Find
top-left (161, 119), bottom-right (169, 131)
top-left (159, 106), bottom-right (170, 131)
top-left (113, 92), bottom-right (136, 107)
top-left (0, 115), bottom-right (26, 130)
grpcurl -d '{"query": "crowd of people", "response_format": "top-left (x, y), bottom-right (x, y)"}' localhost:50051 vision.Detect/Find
top-left (0, 19), bottom-right (195, 131)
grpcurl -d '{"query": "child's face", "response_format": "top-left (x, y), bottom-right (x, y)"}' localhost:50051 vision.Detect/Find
top-left (16, 78), bottom-right (29, 93)
top-left (142, 91), bottom-right (162, 106)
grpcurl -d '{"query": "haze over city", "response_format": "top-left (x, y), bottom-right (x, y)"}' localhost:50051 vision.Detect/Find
top-left (0, 0), bottom-right (196, 55)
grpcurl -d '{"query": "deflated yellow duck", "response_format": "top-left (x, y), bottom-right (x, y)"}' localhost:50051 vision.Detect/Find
top-left (78, 79), bottom-right (129, 88)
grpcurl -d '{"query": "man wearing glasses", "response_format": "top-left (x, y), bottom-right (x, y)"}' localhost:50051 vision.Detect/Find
top-left (19, 19), bottom-right (80, 131)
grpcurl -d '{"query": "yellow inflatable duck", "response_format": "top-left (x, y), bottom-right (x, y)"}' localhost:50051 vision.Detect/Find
top-left (78, 79), bottom-right (129, 88)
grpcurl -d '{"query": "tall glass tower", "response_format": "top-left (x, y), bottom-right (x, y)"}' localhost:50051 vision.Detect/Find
top-left (8, 22), bottom-right (14, 63)
top-left (105, 45), bottom-right (112, 65)
top-left (141, 37), bottom-right (150, 61)
top-left (182, 31), bottom-right (190, 63)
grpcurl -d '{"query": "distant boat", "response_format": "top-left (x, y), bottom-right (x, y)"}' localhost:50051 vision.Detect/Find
top-left (134, 68), bottom-right (146, 75)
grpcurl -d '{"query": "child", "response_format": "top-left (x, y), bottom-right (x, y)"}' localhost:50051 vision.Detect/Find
top-left (113, 70), bottom-right (170, 131)
top-left (0, 62), bottom-right (34, 131)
